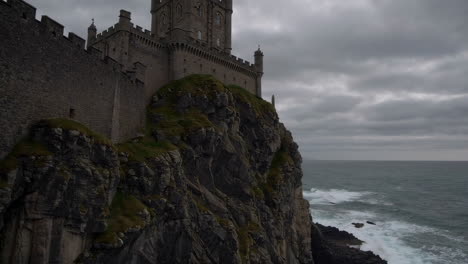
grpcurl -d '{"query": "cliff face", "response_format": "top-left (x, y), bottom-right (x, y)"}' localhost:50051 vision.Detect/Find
top-left (0, 75), bottom-right (313, 264)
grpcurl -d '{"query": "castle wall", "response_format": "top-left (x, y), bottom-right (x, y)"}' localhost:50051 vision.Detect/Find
top-left (0, 0), bottom-right (145, 158)
top-left (93, 25), bottom-right (171, 103)
top-left (91, 20), bottom-right (261, 100)
top-left (169, 44), bottom-right (258, 94)
top-left (128, 34), bottom-right (170, 102)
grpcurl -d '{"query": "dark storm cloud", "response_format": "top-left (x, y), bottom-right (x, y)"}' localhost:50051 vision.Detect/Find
top-left (26, 0), bottom-right (468, 160)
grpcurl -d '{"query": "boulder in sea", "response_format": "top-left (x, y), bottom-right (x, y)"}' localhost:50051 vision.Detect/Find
top-left (352, 223), bottom-right (365, 228)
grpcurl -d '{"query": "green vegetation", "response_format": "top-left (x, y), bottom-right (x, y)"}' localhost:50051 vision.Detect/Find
top-left (193, 196), bottom-right (210, 213)
top-left (157, 74), bottom-right (226, 103)
top-left (237, 221), bottom-right (261, 263)
top-left (252, 186), bottom-right (265, 200)
top-left (259, 140), bottom-right (293, 197)
top-left (215, 216), bottom-right (231, 228)
top-left (95, 192), bottom-right (148, 244)
top-left (0, 138), bottom-right (52, 174)
top-left (149, 106), bottom-right (215, 138)
top-left (227, 85), bottom-right (274, 117)
top-left (41, 118), bottom-right (113, 146)
top-left (117, 137), bottom-right (177, 162)
top-left (117, 75), bottom-right (229, 161)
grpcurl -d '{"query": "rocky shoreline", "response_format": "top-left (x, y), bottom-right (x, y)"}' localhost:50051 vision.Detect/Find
top-left (312, 223), bottom-right (388, 264)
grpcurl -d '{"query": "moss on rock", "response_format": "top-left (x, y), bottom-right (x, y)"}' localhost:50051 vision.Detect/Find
top-left (260, 139), bottom-right (293, 197)
top-left (157, 74), bottom-right (226, 103)
top-left (40, 118), bottom-right (113, 146)
top-left (227, 84), bottom-right (274, 117)
top-left (95, 192), bottom-right (148, 245)
top-left (237, 221), bottom-right (261, 263)
top-left (149, 106), bottom-right (214, 138)
top-left (117, 137), bottom-right (177, 162)
top-left (0, 138), bottom-right (52, 174)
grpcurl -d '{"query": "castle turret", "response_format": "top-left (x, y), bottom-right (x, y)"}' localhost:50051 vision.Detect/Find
top-left (118, 10), bottom-right (132, 30)
top-left (255, 46), bottom-right (264, 73)
top-left (255, 46), bottom-right (264, 97)
top-left (87, 19), bottom-right (96, 49)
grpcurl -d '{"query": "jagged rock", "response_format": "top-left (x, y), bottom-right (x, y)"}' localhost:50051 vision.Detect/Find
top-left (0, 76), bottom-right (382, 264)
top-left (315, 224), bottom-right (363, 246)
top-left (352, 223), bottom-right (365, 228)
top-left (312, 224), bottom-right (387, 264)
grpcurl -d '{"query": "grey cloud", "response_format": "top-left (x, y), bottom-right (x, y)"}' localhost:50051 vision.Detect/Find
top-left (24, 0), bottom-right (468, 160)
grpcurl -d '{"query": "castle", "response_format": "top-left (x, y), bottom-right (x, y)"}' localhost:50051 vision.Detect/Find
top-left (0, 0), bottom-right (264, 159)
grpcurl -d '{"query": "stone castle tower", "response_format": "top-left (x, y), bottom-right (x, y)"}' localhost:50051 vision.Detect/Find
top-left (88, 0), bottom-right (264, 100)
top-left (151, 0), bottom-right (233, 53)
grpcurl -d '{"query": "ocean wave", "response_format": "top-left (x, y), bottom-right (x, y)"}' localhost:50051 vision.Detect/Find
top-left (309, 208), bottom-right (467, 264)
top-left (303, 188), bottom-right (380, 205)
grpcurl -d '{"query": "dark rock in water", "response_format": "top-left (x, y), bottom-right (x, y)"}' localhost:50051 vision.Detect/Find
top-left (367, 221), bottom-right (376, 225)
top-left (353, 223), bottom-right (365, 228)
top-left (316, 223), bottom-right (363, 246)
top-left (312, 224), bottom-right (387, 264)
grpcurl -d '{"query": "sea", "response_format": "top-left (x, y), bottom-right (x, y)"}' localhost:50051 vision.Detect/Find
top-left (302, 160), bottom-right (468, 264)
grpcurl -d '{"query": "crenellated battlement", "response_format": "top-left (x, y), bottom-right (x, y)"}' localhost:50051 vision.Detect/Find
top-left (1, 0), bottom-right (146, 82)
top-left (96, 25), bottom-right (118, 42)
top-left (167, 42), bottom-right (258, 78)
top-left (4, 0), bottom-right (36, 19)
top-left (175, 38), bottom-right (258, 72)
top-left (131, 25), bottom-right (165, 50)
top-left (0, 0), bottom-right (148, 159)
top-left (41, 16), bottom-right (64, 38)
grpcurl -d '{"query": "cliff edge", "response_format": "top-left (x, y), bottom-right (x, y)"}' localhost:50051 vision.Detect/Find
top-left (0, 75), bottom-right (386, 264)
top-left (0, 75), bottom-right (312, 263)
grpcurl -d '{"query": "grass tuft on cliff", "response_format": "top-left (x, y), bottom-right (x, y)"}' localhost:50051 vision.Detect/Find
top-left (0, 138), bottom-right (52, 175)
top-left (149, 106), bottom-right (215, 137)
top-left (157, 74), bottom-right (274, 118)
top-left (157, 74), bottom-right (226, 103)
top-left (41, 118), bottom-right (113, 146)
top-left (95, 192), bottom-right (148, 245)
top-left (227, 84), bottom-right (274, 117)
top-left (260, 139), bottom-right (293, 197)
top-left (237, 221), bottom-right (261, 263)
top-left (117, 137), bottom-right (177, 162)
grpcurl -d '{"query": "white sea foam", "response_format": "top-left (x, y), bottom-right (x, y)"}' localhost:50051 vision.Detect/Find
top-left (306, 198), bottom-right (468, 264)
top-left (303, 188), bottom-right (373, 205)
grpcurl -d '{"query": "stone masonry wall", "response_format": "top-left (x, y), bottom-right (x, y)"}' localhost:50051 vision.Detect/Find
top-left (0, 0), bottom-right (145, 158)
top-left (91, 22), bottom-right (259, 100)
top-left (92, 20), bottom-right (171, 104)
top-left (169, 44), bottom-right (258, 94)
top-left (128, 34), bottom-right (170, 103)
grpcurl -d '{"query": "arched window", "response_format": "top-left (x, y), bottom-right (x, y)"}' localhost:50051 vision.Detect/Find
top-left (196, 2), bottom-right (203, 17)
top-left (216, 38), bottom-right (220, 47)
top-left (197, 31), bottom-right (202, 40)
top-left (215, 12), bottom-right (222, 25)
top-left (161, 13), bottom-right (167, 25)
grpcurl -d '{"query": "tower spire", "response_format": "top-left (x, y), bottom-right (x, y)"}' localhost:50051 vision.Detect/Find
top-left (87, 18), bottom-right (97, 49)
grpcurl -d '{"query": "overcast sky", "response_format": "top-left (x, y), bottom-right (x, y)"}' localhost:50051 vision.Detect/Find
top-left (26, 0), bottom-right (468, 161)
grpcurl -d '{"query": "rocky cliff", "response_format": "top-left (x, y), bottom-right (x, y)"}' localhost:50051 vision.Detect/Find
top-left (0, 75), bottom-right (313, 264)
top-left (0, 75), bottom-right (388, 264)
